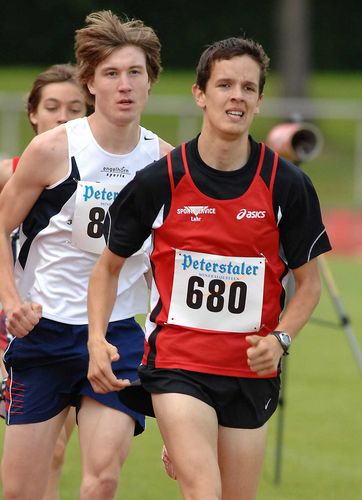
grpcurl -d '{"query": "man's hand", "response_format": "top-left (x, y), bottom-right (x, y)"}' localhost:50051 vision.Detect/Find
top-left (87, 338), bottom-right (131, 393)
top-left (5, 302), bottom-right (42, 338)
top-left (246, 334), bottom-right (284, 376)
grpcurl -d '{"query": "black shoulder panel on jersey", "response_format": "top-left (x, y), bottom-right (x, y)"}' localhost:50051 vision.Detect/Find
top-left (169, 145), bottom-right (186, 189)
top-left (19, 157), bottom-right (80, 269)
top-left (259, 144), bottom-right (277, 190)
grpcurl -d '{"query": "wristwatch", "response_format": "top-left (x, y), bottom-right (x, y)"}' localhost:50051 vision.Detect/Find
top-left (271, 331), bottom-right (292, 355)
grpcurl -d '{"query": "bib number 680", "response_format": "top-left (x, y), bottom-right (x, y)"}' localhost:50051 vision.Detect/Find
top-left (186, 276), bottom-right (247, 314)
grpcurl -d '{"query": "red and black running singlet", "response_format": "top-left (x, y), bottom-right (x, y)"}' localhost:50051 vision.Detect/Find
top-left (143, 143), bottom-right (287, 378)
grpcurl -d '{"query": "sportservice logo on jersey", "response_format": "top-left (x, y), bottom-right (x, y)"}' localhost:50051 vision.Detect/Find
top-left (236, 209), bottom-right (267, 220)
top-left (177, 205), bottom-right (216, 222)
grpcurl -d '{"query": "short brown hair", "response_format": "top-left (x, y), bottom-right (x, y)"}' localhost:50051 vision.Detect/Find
top-left (27, 63), bottom-right (89, 131)
top-left (196, 37), bottom-right (270, 95)
top-left (75, 10), bottom-right (162, 104)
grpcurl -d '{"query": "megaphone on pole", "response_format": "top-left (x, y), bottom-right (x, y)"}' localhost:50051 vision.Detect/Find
top-left (266, 122), bottom-right (323, 163)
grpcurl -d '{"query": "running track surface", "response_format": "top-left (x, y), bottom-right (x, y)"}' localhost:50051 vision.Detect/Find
top-left (323, 209), bottom-right (362, 257)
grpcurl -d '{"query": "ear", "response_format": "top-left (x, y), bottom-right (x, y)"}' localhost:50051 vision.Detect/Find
top-left (29, 111), bottom-right (38, 127)
top-left (87, 78), bottom-right (96, 96)
top-left (192, 83), bottom-right (206, 110)
top-left (254, 93), bottom-right (264, 115)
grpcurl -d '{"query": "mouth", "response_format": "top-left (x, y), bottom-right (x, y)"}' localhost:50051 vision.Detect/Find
top-left (117, 98), bottom-right (133, 105)
top-left (226, 110), bottom-right (244, 118)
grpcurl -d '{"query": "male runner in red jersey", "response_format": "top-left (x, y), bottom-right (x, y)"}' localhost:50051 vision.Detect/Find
top-left (87, 36), bottom-right (331, 499)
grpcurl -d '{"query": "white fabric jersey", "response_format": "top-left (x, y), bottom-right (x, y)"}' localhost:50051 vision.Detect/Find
top-left (14, 117), bottom-right (160, 324)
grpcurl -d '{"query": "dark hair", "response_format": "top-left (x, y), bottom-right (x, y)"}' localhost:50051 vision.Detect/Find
top-left (196, 37), bottom-right (270, 94)
top-left (75, 10), bottom-right (162, 104)
top-left (26, 63), bottom-right (89, 132)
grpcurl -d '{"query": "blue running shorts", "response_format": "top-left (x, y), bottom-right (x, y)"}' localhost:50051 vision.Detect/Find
top-left (3, 317), bottom-right (145, 434)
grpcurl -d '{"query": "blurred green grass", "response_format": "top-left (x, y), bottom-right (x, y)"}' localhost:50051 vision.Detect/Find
top-left (1, 68), bottom-right (362, 208)
top-left (1, 256), bottom-right (361, 499)
top-left (1, 68), bottom-right (361, 497)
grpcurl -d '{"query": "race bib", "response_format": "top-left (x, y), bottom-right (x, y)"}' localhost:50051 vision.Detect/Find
top-left (168, 249), bottom-right (265, 333)
top-left (72, 180), bottom-right (125, 254)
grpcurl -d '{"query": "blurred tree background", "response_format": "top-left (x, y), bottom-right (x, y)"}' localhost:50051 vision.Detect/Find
top-left (1, 0), bottom-right (360, 75)
top-left (1, 0), bottom-right (362, 207)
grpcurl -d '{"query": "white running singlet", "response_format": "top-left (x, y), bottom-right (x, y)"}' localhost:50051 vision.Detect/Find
top-left (14, 117), bottom-right (160, 324)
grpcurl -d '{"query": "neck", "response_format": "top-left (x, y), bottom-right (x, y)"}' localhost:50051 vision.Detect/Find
top-left (87, 114), bottom-right (140, 155)
top-left (197, 130), bottom-right (251, 171)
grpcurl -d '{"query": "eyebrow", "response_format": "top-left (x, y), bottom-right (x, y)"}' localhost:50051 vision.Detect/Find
top-left (215, 77), bottom-right (258, 86)
top-left (43, 98), bottom-right (84, 104)
top-left (101, 64), bottom-right (145, 72)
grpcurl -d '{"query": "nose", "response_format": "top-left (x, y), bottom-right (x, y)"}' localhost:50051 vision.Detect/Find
top-left (117, 73), bottom-right (132, 92)
top-left (57, 107), bottom-right (70, 124)
top-left (231, 87), bottom-right (244, 101)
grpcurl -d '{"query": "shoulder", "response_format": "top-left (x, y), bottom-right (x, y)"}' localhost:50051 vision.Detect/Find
top-left (273, 153), bottom-right (318, 204)
top-left (23, 126), bottom-right (67, 162)
top-left (0, 158), bottom-right (13, 171)
top-left (136, 153), bottom-right (169, 185)
top-left (0, 158), bottom-right (13, 192)
top-left (158, 137), bottom-right (174, 158)
top-left (275, 154), bottom-right (306, 183)
top-left (15, 126), bottom-right (69, 187)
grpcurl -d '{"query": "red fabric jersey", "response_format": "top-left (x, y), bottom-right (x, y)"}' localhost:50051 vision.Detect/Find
top-left (12, 156), bottom-right (20, 172)
top-left (143, 143), bottom-right (287, 378)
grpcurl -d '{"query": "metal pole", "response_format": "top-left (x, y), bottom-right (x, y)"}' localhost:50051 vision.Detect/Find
top-left (317, 255), bottom-right (362, 374)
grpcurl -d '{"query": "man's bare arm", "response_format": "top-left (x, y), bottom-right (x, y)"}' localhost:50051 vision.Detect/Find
top-left (87, 248), bottom-right (131, 393)
top-left (246, 258), bottom-right (321, 375)
top-left (0, 127), bottom-right (69, 336)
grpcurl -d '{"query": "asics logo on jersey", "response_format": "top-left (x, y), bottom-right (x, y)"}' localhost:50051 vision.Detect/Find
top-left (101, 166), bottom-right (131, 178)
top-left (236, 209), bottom-right (266, 220)
top-left (177, 205), bottom-right (216, 222)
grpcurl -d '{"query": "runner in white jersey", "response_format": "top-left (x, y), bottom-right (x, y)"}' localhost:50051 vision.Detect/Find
top-left (0, 11), bottom-right (172, 500)
top-left (15, 117), bottom-right (158, 324)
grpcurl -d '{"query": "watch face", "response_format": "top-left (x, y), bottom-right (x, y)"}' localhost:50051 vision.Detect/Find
top-left (273, 331), bottom-right (291, 352)
top-left (280, 333), bottom-right (291, 346)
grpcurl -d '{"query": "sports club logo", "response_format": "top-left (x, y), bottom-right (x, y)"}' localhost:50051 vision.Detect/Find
top-left (236, 208), bottom-right (267, 220)
top-left (101, 166), bottom-right (131, 178)
top-left (177, 205), bottom-right (216, 222)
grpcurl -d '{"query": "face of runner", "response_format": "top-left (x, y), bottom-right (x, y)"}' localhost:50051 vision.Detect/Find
top-left (29, 81), bottom-right (87, 134)
top-left (192, 54), bottom-right (263, 140)
top-left (87, 45), bottom-right (151, 127)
